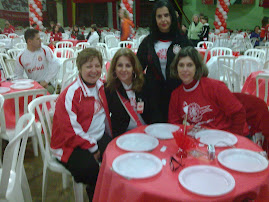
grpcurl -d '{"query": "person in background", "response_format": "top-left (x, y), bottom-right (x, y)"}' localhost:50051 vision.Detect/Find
top-left (105, 48), bottom-right (157, 137)
top-left (169, 46), bottom-right (247, 136)
top-left (71, 24), bottom-right (84, 40)
top-left (3, 20), bottom-right (15, 34)
top-left (51, 48), bottom-right (112, 201)
top-left (50, 25), bottom-right (62, 44)
top-left (260, 17), bottom-right (268, 42)
top-left (15, 29), bottom-right (60, 94)
top-left (199, 13), bottom-right (205, 23)
top-left (86, 24), bottom-right (100, 46)
top-left (198, 16), bottom-right (210, 41)
top-left (57, 22), bottom-right (65, 33)
top-left (137, 0), bottom-right (192, 123)
top-left (188, 14), bottom-right (203, 47)
top-left (119, 8), bottom-right (135, 41)
top-left (250, 26), bottom-right (261, 47)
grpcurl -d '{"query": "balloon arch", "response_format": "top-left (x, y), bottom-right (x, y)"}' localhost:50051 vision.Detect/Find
top-left (214, 0), bottom-right (230, 34)
top-left (120, 0), bottom-right (134, 22)
top-left (28, 0), bottom-right (43, 30)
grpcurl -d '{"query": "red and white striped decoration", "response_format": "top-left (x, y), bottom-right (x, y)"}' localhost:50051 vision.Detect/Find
top-left (214, 0), bottom-right (230, 34)
top-left (120, 0), bottom-right (134, 22)
top-left (28, 0), bottom-right (43, 30)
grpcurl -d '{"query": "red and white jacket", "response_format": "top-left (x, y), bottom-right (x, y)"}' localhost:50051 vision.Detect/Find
top-left (15, 45), bottom-right (60, 83)
top-left (51, 76), bottom-right (112, 163)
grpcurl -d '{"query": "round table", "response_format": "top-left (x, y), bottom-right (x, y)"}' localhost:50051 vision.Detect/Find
top-left (93, 126), bottom-right (269, 202)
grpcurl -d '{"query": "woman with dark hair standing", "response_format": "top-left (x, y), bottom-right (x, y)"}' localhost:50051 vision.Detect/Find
top-left (168, 46), bottom-right (247, 136)
top-left (137, 0), bottom-right (192, 123)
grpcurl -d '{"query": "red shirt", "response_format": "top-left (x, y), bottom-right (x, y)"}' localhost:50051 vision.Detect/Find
top-left (3, 26), bottom-right (15, 34)
top-left (50, 32), bottom-right (62, 42)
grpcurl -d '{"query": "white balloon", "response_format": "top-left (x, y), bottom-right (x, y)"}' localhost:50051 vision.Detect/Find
top-left (219, 8), bottom-right (223, 12)
top-left (129, 1), bottom-right (133, 5)
top-left (29, 0), bottom-right (34, 4)
top-left (217, 5), bottom-right (221, 9)
top-left (40, 25), bottom-right (44, 30)
top-left (120, 3), bottom-right (125, 8)
top-left (220, 26), bottom-right (224, 31)
top-left (33, 4), bottom-right (37, 9)
top-left (215, 29), bottom-right (220, 34)
top-left (218, 22), bottom-right (221, 26)
top-left (37, 21), bottom-right (42, 26)
top-left (30, 13), bottom-right (35, 18)
top-left (129, 14), bottom-right (133, 18)
top-left (223, 11), bottom-right (227, 16)
top-left (33, 17), bottom-right (38, 22)
top-left (38, 11), bottom-right (42, 16)
top-left (224, 15), bottom-right (227, 20)
top-left (227, 2), bottom-right (230, 6)
top-left (216, 18), bottom-right (220, 22)
top-left (36, 8), bottom-right (41, 13)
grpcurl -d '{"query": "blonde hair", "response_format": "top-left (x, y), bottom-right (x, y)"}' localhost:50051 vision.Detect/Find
top-left (107, 48), bottom-right (144, 92)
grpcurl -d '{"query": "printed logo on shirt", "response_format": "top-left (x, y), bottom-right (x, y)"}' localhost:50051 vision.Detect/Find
top-left (27, 64), bottom-right (44, 73)
top-left (157, 48), bottom-right (168, 60)
top-left (173, 44), bottom-right (181, 54)
top-left (130, 97), bottom-right (137, 109)
top-left (94, 99), bottom-right (102, 115)
top-left (182, 102), bottom-right (212, 123)
top-left (38, 56), bottom-right (42, 61)
top-left (25, 63), bottom-right (30, 67)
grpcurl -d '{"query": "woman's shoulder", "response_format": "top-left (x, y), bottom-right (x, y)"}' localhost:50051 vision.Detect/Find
top-left (200, 77), bottom-right (228, 90)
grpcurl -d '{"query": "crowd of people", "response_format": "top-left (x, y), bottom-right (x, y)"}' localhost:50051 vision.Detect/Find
top-left (2, 0), bottom-right (268, 201)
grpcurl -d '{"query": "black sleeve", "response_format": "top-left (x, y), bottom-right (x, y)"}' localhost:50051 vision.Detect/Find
top-left (137, 36), bottom-right (150, 71)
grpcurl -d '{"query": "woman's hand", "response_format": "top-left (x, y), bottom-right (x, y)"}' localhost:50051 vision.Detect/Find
top-left (93, 150), bottom-right (101, 162)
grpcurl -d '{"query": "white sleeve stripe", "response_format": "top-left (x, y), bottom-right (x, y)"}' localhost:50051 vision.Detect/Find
top-left (65, 82), bottom-right (97, 145)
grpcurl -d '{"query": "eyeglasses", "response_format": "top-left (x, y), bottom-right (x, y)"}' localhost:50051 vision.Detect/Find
top-left (170, 156), bottom-right (184, 171)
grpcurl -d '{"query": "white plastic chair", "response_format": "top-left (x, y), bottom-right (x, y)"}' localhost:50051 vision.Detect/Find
top-left (7, 49), bottom-right (21, 59)
top-left (197, 41), bottom-right (214, 49)
top-left (0, 53), bottom-right (11, 78)
top-left (265, 42), bottom-right (269, 47)
top-left (109, 47), bottom-right (120, 59)
top-left (244, 49), bottom-right (266, 62)
top-left (0, 42), bottom-right (5, 49)
top-left (0, 88), bottom-right (47, 159)
top-left (75, 42), bottom-right (91, 51)
top-left (61, 72), bottom-right (78, 93)
top-left (105, 36), bottom-right (118, 48)
top-left (28, 95), bottom-right (84, 202)
top-left (61, 33), bottom-right (69, 40)
top-left (4, 58), bottom-right (16, 79)
top-left (210, 47), bottom-right (232, 57)
top-left (96, 43), bottom-right (109, 60)
top-left (138, 35), bottom-right (147, 46)
top-left (14, 42), bottom-right (27, 50)
top-left (54, 48), bottom-right (74, 59)
top-left (217, 56), bottom-right (236, 82)
top-left (11, 37), bottom-right (24, 48)
top-left (7, 33), bottom-right (18, 39)
top-left (256, 46), bottom-right (269, 61)
top-left (55, 41), bottom-right (73, 49)
top-left (0, 34), bottom-right (7, 39)
top-left (0, 113), bottom-right (34, 202)
top-left (256, 73), bottom-right (269, 104)
top-left (222, 64), bottom-right (241, 92)
top-left (118, 41), bottom-right (135, 48)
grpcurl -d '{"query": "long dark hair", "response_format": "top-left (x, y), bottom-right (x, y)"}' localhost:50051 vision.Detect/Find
top-left (150, 0), bottom-right (178, 41)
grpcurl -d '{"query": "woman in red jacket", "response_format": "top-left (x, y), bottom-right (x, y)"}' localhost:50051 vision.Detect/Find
top-left (168, 46), bottom-right (247, 136)
top-left (50, 25), bottom-right (62, 44)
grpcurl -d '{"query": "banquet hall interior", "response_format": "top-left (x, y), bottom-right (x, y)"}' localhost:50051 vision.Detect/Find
top-left (1, 0), bottom-right (269, 201)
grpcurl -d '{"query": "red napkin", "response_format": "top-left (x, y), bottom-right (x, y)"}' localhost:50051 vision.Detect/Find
top-left (172, 126), bottom-right (197, 157)
top-left (203, 42), bottom-right (207, 49)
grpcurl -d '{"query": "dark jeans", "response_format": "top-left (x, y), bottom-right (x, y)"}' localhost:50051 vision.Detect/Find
top-left (59, 133), bottom-right (112, 200)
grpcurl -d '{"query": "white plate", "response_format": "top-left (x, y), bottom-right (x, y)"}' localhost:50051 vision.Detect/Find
top-left (10, 83), bottom-right (34, 90)
top-left (195, 129), bottom-right (237, 147)
top-left (116, 133), bottom-right (159, 152)
top-left (178, 165), bottom-right (235, 197)
top-left (112, 152), bottom-right (162, 179)
top-left (145, 123), bottom-right (179, 139)
top-left (0, 87), bottom-right (10, 94)
top-left (218, 149), bottom-right (268, 173)
top-left (11, 79), bottom-right (34, 84)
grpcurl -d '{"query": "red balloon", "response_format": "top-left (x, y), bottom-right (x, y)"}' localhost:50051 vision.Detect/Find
top-left (214, 21), bottom-right (218, 26)
top-left (123, 0), bottom-right (127, 4)
top-left (125, 4), bottom-right (130, 10)
top-left (215, 25), bottom-right (220, 29)
top-left (223, 22), bottom-right (227, 27)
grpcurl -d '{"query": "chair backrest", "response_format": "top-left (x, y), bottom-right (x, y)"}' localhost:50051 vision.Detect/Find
top-left (61, 33), bottom-right (69, 40)
top-left (55, 41), bottom-right (73, 49)
top-left (197, 41), bottom-right (214, 49)
top-left (4, 58), bottom-right (16, 79)
top-left (8, 33), bottom-right (18, 39)
top-left (7, 48), bottom-right (21, 59)
top-left (265, 42), bottom-right (269, 47)
top-left (0, 113), bottom-right (34, 201)
top-left (217, 56), bottom-right (236, 81)
top-left (244, 49), bottom-right (266, 62)
top-left (61, 72), bottom-right (77, 93)
top-left (62, 57), bottom-right (77, 80)
top-left (138, 35), bottom-right (147, 46)
top-left (250, 37), bottom-right (257, 48)
top-left (0, 42), bottom-right (5, 49)
top-left (222, 64), bottom-right (241, 92)
top-left (256, 73), bottom-right (269, 104)
top-left (0, 53), bottom-right (11, 79)
top-left (109, 47), bottom-right (121, 59)
top-left (264, 60), bottom-right (269, 70)
top-left (11, 37), bottom-right (24, 48)
top-left (256, 46), bottom-right (269, 61)
top-left (28, 95), bottom-right (58, 161)
top-left (235, 57), bottom-right (261, 87)
top-left (96, 43), bottom-right (109, 60)
top-left (89, 37), bottom-right (99, 47)
top-left (75, 42), bottom-right (91, 51)
top-left (54, 48), bottom-right (74, 59)
top-left (0, 34), bottom-right (8, 39)
top-left (14, 42), bottom-right (27, 50)
top-left (210, 47), bottom-right (232, 57)
top-left (118, 41), bottom-right (134, 48)
top-left (105, 36), bottom-right (118, 48)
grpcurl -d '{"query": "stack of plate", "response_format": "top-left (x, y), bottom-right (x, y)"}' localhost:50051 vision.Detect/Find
top-left (10, 79), bottom-right (34, 90)
top-left (0, 87), bottom-right (11, 94)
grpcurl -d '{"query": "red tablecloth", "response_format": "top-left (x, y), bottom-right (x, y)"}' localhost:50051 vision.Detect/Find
top-left (197, 48), bottom-right (211, 63)
top-left (93, 126), bottom-right (269, 202)
top-left (242, 71), bottom-right (268, 105)
top-left (0, 81), bottom-right (45, 128)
